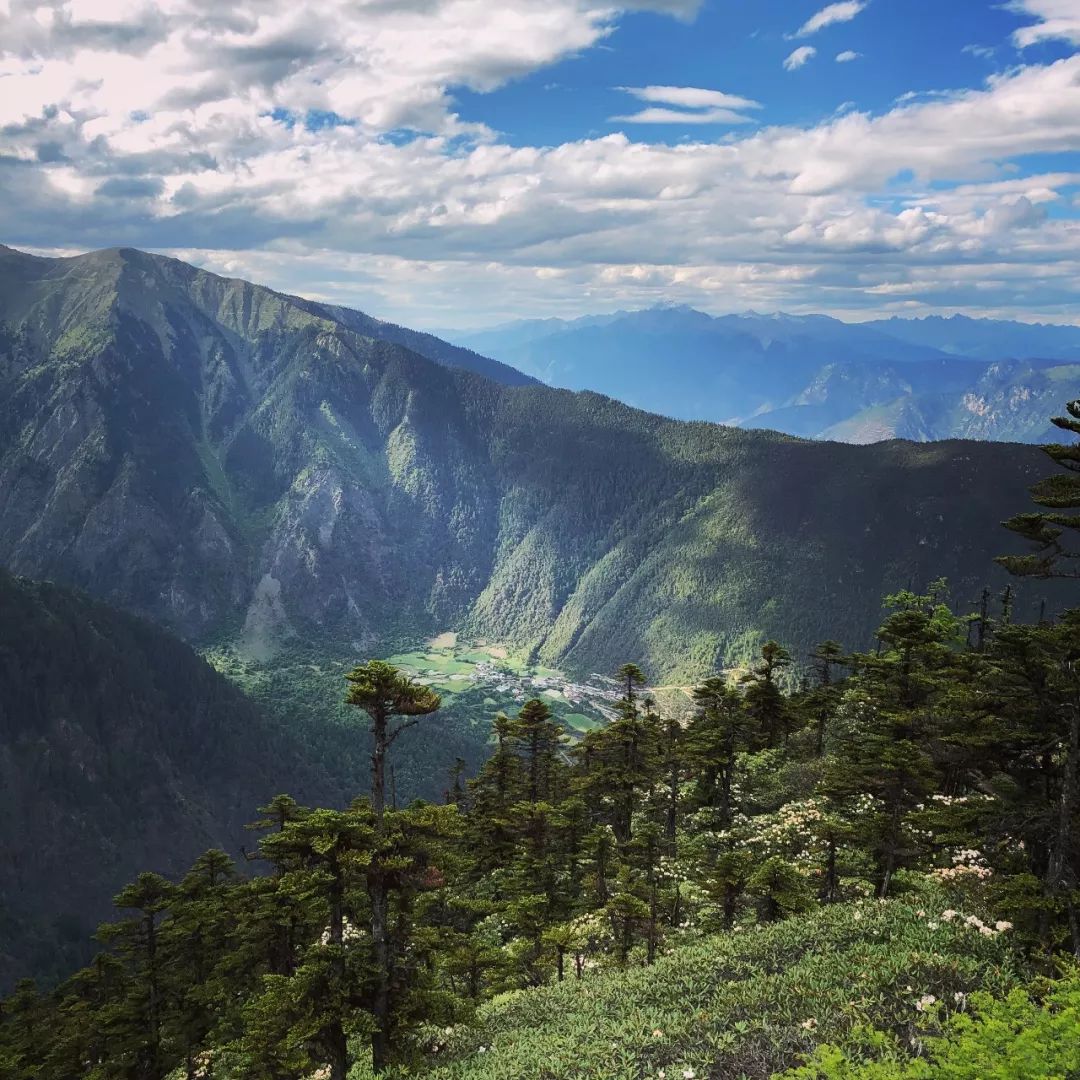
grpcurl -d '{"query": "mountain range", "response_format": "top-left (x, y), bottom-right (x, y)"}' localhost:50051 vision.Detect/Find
top-left (448, 306), bottom-right (1080, 443)
top-left (2, 243), bottom-right (1079, 987)
top-left (1, 245), bottom-right (1068, 685)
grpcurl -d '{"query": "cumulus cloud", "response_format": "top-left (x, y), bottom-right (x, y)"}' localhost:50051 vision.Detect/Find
top-left (1010, 0), bottom-right (1080, 46)
top-left (836, 50), bottom-right (860, 62)
top-left (796, 2), bottom-right (867, 37)
top-left (612, 85), bottom-right (761, 124)
top-left (2, 0), bottom-right (1080, 325)
top-left (0, 0), bottom-right (700, 139)
top-left (784, 46), bottom-right (817, 70)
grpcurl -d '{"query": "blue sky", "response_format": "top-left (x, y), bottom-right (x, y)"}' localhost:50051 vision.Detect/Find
top-left (457, 1), bottom-right (1072, 145)
top-left (1, 0), bottom-right (1080, 327)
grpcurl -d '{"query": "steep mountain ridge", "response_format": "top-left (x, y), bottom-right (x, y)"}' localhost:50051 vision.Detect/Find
top-left (0, 246), bottom-right (1072, 686)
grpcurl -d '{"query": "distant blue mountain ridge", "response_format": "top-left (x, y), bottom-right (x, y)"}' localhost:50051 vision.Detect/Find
top-left (446, 307), bottom-right (1080, 443)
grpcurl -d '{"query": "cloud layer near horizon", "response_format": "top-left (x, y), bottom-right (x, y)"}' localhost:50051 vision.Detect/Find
top-left (1, 0), bottom-right (1080, 327)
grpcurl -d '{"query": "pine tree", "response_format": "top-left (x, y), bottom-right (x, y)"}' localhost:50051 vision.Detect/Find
top-left (981, 616), bottom-right (1080, 955)
top-left (824, 585), bottom-right (958, 896)
top-left (808, 641), bottom-right (847, 756)
top-left (344, 661), bottom-right (440, 1073)
top-left (575, 692), bottom-right (662, 845)
top-left (345, 661), bottom-right (442, 821)
top-left (740, 641), bottom-right (793, 749)
top-left (161, 850), bottom-right (239, 1079)
top-left (465, 711), bottom-right (526, 877)
top-left (96, 872), bottom-right (176, 1080)
top-left (747, 856), bottom-right (813, 923)
top-left (618, 663), bottom-right (647, 702)
top-left (998, 398), bottom-right (1080, 578)
top-left (509, 698), bottom-right (566, 804)
top-left (686, 677), bottom-right (746, 829)
top-left (257, 808), bottom-right (377, 1080)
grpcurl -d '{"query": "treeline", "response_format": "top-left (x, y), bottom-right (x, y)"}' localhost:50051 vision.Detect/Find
top-left (4, 404), bottom-right (1080, 1079)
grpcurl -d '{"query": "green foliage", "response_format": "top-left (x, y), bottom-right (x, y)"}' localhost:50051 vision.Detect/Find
top-left (363, 898), bottom-right (1017, 1080)
top-left (784, 975), bottom-right (1080, 1079)
top-left (999, 398), bottom-right (1080, 579)
top-left (0, 570), bottom-right (352, 992)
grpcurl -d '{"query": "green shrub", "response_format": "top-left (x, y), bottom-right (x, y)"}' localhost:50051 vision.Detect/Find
top-left (784, 975), bottom-right (1080, 1079)
top-left (349, 895), bottom-right (1018, 1080)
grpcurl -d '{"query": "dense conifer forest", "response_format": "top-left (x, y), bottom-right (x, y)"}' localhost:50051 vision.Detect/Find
top-left (4, 403), bottom-right (1080, 1079)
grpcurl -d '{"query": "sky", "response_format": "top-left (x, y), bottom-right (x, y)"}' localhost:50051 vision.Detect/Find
top-left (2, 1), bottom-right (1080, 328)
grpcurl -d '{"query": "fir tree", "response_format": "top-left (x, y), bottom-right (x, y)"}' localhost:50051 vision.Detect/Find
top-left (344, 662), bottom-right (440, 1073)
top-left (998, 398), bottom-right (1080, 578)
top-left (740, 641), bottom-right (793, 749)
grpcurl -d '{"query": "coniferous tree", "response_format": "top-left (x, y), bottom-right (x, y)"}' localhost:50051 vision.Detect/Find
top-left (807, 641), bottom-right (847, 756)
top-left (257, 808), bottom-right (376, 1080)
top-left (740, 641), bottom-right (793, 749)
top-left (344, 661), bottom-right (441, 1073)
top-left (824, 585), bottom-right (959, 896)
top-left (509, 698), bottom-right (566, 804)
top-left (686, 677), bottom-right (746, 829)
top-left (998, 398), bottom-right (1080, 579)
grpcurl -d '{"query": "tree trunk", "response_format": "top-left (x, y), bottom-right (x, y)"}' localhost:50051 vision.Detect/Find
top-left (647, 886), bottom-right (658, 966)
top-left (327, 1024), bottom-right (348, 1080)
top-left (665, 762), bottom-right (678, 848)
top-left (1049, 695), bottom-right (1080, 956)
top-left (371, 709), bottom-right (388, 821)
top-left (146, 912), bottom-right (161, 1079)
top-left (370, 706), bottom-right (392, 1073)
top-left (371, 877), bottom-right (392, 1074)
top-left (822, 836), bottom-right (838, 904)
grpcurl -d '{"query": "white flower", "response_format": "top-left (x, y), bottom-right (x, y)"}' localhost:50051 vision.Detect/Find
top-left (683, 1070), bottom-right (696, 1080)
top-left (915, 994), bottom-right (937, 1012)
top-left (941, 909), bottom-right (957, 921)
top-left (801, 1018), bottom-right (818, 1030)
top-left (995, 920), bottom-right (1013, 932)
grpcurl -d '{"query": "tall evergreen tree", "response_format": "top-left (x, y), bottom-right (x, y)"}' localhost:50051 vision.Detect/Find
top-left (344, 662), bottom-right (440, 1073)
top-left (999, 398), bottom-right (1080, 578)
top-left (686, 677), bottom-right (746, 829)
top-left (740, 641), bottom-right (793, 749)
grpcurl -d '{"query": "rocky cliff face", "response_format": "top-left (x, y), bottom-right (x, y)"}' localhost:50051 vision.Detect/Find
top-left (0, 245), bottom-right (1072, 679)
top-left (0, 246), bottom-right (499, 648)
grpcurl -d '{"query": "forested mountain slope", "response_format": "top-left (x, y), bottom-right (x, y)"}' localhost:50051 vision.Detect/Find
top-left (0, 246), bottom-right (1072, 684)
top-left (0, 570), bottom-right (358, 989)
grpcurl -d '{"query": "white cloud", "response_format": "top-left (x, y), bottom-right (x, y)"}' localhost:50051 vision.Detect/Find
top-left (620, 85), bottom-right (761, 110)
top-left (784, 46), bottom-right (817, 70)
top-left (836, 50), bottom-right (860, 62)
top-left (2, 0), bottom-right (1080, 325)
top-left (611, 106), bottom-right (758, 124)
top-left (796, 2), bottom-right (867, 37)
top-left (612, 85), bottom-right (761, 124)
top-left (1010, 0), bottom-right (1080, 46)
top-left (0, 0), bottom-right (699, 138)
